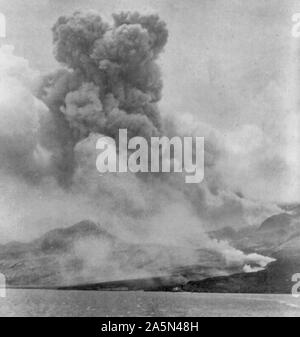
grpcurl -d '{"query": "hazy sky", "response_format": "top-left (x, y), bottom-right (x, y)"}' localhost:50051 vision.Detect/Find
top-left (0, 0), bottom-right (299, 202)
top-left (0, 0), bottom-right (298, 127)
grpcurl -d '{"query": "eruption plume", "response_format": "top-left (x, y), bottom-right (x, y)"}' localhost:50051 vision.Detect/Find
top-left (0, 11), bottom-right (278, 284)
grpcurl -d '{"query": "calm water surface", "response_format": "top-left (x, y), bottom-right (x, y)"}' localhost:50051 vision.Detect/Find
top-left (0, 289), bottom-right (300, 317)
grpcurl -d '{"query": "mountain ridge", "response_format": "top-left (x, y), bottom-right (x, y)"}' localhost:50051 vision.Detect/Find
top-left (1, 208), bottom-right (300, 293)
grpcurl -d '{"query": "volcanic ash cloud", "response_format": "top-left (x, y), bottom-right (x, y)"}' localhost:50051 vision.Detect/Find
top-left (0, 11), bottom-right (278, 281)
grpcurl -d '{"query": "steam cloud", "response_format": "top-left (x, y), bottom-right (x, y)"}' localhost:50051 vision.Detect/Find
top-left (0, 11), bottom-right (278, 283)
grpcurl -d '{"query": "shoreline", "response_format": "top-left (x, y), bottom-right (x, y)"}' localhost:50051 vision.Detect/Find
top-left (3, 266), bottom-right (293, 295)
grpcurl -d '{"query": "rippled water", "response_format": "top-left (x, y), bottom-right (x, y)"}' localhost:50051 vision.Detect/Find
top-left (0, 289), bottom-right (300, 317)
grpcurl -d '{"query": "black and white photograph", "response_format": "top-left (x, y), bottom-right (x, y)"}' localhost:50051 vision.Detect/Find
top-left (0, 0), bottom-right (300, 320)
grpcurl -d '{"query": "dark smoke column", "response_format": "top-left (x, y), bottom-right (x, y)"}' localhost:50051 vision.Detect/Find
top-left (53, 10), bottom-right (168, 139)
top-left (38, 11), bottom-right (168, 185)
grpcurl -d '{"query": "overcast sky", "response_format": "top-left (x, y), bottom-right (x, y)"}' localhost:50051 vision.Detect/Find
top-left (0, 0), bottom-right (298, 126)
top-left (0, 0), bottom-right (299, 202)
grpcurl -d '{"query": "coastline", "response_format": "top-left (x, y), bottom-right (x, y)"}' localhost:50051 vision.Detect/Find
top-left (4, 262), bottom-right (294, 295)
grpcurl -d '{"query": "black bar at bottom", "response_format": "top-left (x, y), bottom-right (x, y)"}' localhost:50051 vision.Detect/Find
top-left (0, 317), bottom-right (294, 336)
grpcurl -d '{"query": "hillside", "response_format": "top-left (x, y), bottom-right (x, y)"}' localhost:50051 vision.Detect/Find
top-left (1, 207), bottom-right (300, 293)
top-left (0, 221), bottom-right (240, 287)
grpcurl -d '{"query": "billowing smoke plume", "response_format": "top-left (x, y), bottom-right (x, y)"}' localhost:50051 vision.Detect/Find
top-left (35, 11), bottom-right (166, 187)
top-left (0, 11), bottom-right (278, 283)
